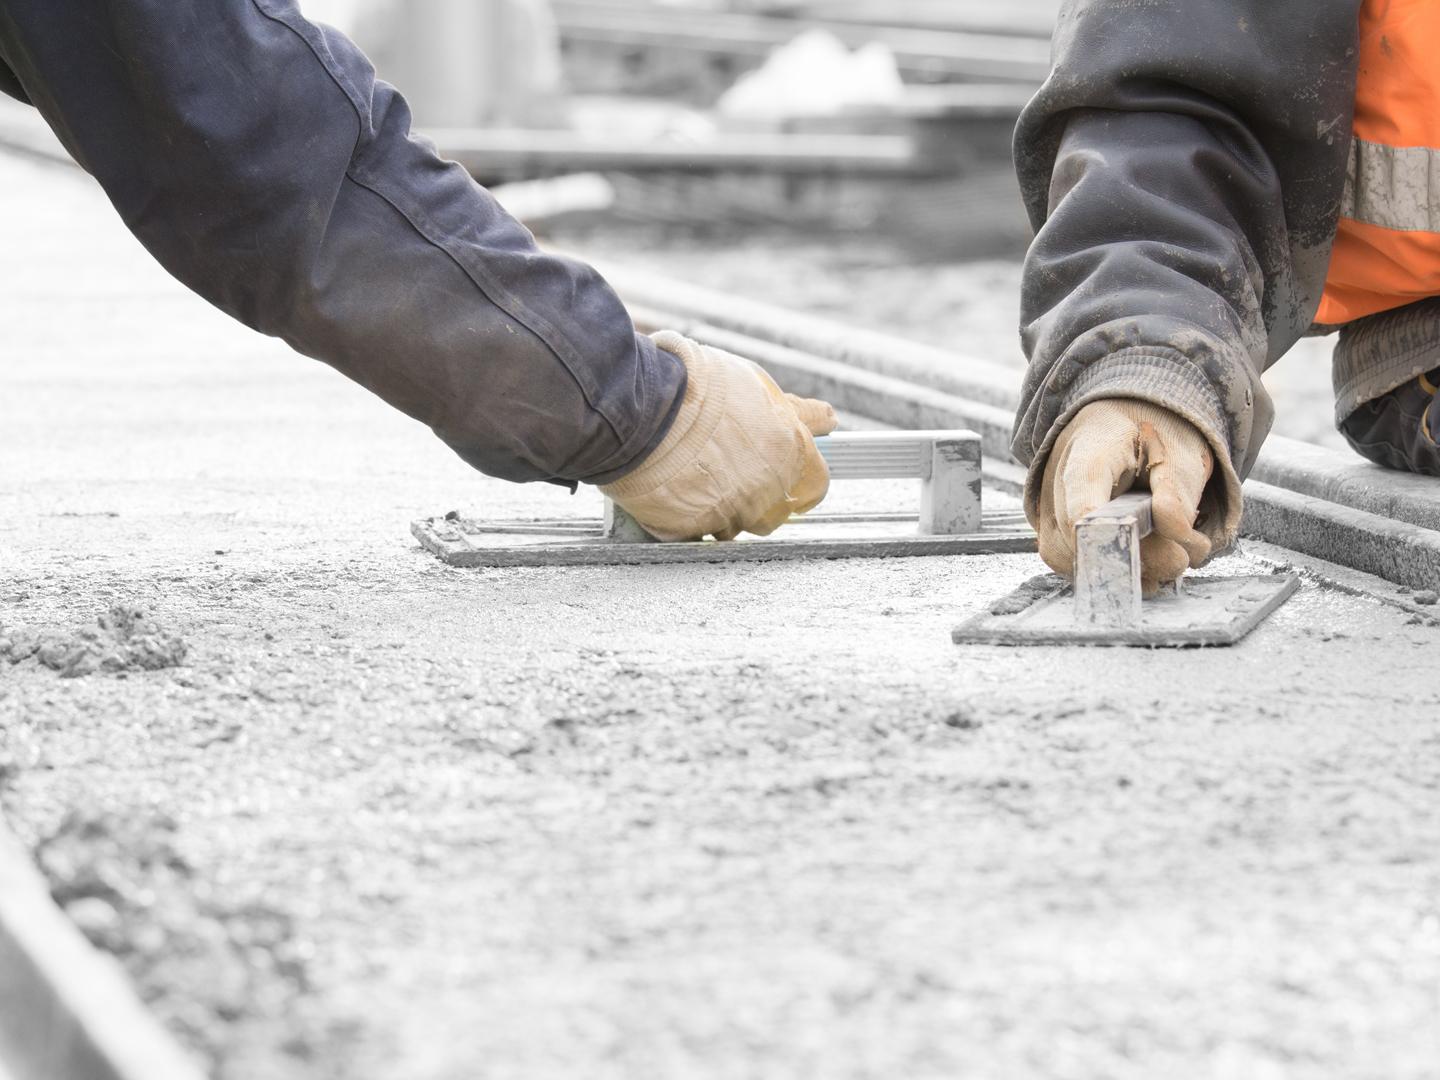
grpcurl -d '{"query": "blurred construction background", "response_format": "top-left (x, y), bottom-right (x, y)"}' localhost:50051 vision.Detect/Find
top-left (301, 0), bottom-right (1047, 248)
top-left (286, 0), bottom-right (1346, 447)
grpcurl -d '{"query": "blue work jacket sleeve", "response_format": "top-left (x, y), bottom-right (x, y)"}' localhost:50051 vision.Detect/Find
top-left (0, 0), bottom-right (685, 485)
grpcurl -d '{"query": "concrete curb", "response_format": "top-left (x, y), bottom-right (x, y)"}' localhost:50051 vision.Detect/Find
top-left (1253, 434), bottom-right (1440, 533)
top-left (1239, 480), bottom-right (1440, 592)
top-left (615, 266), bottom-right (1440, 588)
top-left (0, 816), bottom-right (205, 1080)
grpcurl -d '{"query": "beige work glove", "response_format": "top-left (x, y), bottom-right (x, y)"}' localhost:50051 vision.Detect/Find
top-left (1032, 399), bottom-right (1218, 594)
top-left (600, 330), bottom-right (838, 541)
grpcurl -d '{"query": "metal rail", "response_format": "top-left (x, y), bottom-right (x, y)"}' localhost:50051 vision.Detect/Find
top-left (603, 429), bottom-right (984, 540)
top-left (604, 260), bottom-right (1440, 590)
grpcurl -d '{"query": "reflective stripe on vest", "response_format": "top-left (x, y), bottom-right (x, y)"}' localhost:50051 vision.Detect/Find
top-left (1317, 0), bottom-right (1440, 326)
top-left (1343, 138), bottom-right (1440, 232)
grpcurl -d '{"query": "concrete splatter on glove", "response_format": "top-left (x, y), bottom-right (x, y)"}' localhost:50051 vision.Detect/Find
top-left (1032, 399), bottom-right (1216, 595)
top-left (600, 330), bottom-right (838, 541)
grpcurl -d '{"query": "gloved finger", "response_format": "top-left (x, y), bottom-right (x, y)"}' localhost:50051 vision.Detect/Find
top-left (1139, 533), bottom-right (1190, 596)
top-left (740, 502), bottom-right (792, 538)
top-left (746, 359), bottom-right (796, 414)
top-left (1037, 526), bottom-right (1076, 578)
top-left (783, 393), bottom-right (839, 436)
top-left (745, 357), bottom-right (839, 436)
top-left (1035, 447), bottom-right (1076, 576)
top-left (1149, 485), bottom-right (1212, 567)
top-left (789, 425), bottom-right (832, 511)
top-left (741, 439), bottom-right (832, 538)
top-left (1137, 419), bottom-right (1212, 564)
top-left (1058, 424), bottom-right (1141, 533)
top-left (1146, 462), bottom-right (1212, 568)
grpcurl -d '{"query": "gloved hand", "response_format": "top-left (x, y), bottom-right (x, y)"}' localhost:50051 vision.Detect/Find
top-left (1032, 398), bottom-right (1216, 594)
top-left (600, 330), bottom-right (838, 541)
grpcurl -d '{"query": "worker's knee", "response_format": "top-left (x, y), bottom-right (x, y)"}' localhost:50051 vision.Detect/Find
top-left (1338, 372), bottom-right (1440, 476)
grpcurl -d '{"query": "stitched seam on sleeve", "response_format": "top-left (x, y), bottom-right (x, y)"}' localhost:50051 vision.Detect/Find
top-left (247, 0), bottom-right (370, 150)
top-left (346, 165), bottom-right (629, 450)
top-left (245, 0), bottom-right (634, 452)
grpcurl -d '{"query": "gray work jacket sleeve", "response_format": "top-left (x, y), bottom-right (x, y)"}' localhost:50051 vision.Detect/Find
top-left (0, 0), bottom-right (685, 486)
top-left (1010, 0), bottom-right (1362, 541)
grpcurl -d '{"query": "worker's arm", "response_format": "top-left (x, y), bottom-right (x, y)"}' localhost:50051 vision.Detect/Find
top-left (1011, 0), bottom-right (1363, 580)
top-left (0, 0), bottom-right (829, 531)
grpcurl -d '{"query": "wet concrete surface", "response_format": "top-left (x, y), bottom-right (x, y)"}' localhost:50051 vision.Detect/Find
top-left (3, 153), bottom-right (1440, 1078)
top-left (2, 605), bottom-right (188, 677)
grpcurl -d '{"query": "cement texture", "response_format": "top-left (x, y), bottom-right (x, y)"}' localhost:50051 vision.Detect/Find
top-left (2, 605), bottom-right (187, 677)
top-left (3, 153), bottom-right (1440, 1080)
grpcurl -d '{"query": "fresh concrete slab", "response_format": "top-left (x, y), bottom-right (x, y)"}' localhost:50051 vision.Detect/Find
top-left (2, 151), bottom-right (1439, 1080)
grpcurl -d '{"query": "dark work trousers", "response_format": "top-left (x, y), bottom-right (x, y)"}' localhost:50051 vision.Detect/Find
top-left (1339, 370), bottom-right (1440, 477)
top-left (0, 0), bottom-right (685, 485)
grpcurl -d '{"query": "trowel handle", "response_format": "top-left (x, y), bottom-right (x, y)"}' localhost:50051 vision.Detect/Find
top-left (603, 429), bottom-right (985, 542)
top-left (1073, 492), bottom-right (1154, 628)
top-left (813, 430), bottom-right (982, 536)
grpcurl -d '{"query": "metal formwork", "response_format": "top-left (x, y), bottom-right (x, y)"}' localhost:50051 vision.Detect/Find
top-left (413, 429), bottom-right (1035, 566)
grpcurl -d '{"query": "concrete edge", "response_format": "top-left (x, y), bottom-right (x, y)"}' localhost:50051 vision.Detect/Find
top-left (631, 305), bottom-right (1440, 590)
top-left (1254, 434), bottom-right (1440, 533)
top-left (1238, 480), bottom-right (1440, 593)
top-left (0, 815), bottom-right (206, 1080)
top-left (1238, 537), bottom-right (1440, 623)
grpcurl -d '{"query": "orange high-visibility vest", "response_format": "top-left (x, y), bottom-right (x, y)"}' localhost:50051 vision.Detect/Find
top-left (1316, 0), bottom-right (1440, 326)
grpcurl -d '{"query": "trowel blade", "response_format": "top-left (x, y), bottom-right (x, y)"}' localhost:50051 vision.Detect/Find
top-left (413, 510), bottom-right (1035, 567)
top-left (952, 572), bottom-right (1301, 648)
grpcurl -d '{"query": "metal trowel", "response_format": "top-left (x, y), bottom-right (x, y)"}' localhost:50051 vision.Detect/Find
top-left (412, 429), bottom-right (1034, 567)
top-left (952, 492), bottom-right (1300, 647)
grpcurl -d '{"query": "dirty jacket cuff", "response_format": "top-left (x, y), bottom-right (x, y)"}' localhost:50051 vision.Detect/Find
top-left (1021, 347), bottom-right (1246, 555)
top-left (568, 333), bottom-right (689, 486)
top-left (596, 332), bottom-right (719, 497)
